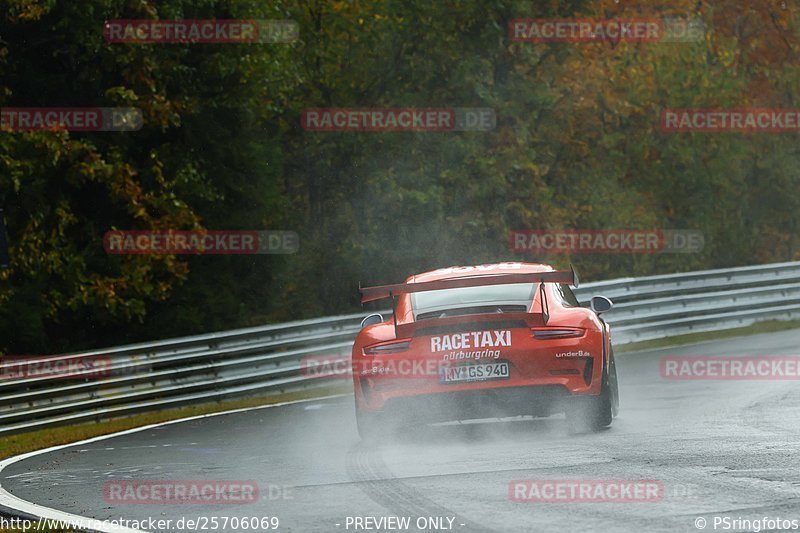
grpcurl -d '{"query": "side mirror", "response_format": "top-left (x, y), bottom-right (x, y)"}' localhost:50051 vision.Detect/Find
top-left (590, 296), bottom-right (614, 315)
top-left (360, 313), bottom-right (384, 329)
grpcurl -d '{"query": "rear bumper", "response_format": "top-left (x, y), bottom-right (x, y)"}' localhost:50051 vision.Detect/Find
top-left (354, 356), bottom-right (603, 412)
top-left (368, 385), bottom-right (575, 423)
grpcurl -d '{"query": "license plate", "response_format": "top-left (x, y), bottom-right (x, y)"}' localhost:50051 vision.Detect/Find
top-left (439, 361), bottom-right (510, 384)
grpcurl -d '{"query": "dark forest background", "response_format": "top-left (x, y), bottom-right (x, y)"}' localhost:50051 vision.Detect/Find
top-left (2, 0), bottom-right (799, 354)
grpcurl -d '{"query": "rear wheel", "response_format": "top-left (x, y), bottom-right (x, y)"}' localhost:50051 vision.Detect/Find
top-left (566, 350), bottom-right (618, 433)
top-left (609, 347), bottom-right (620, 417)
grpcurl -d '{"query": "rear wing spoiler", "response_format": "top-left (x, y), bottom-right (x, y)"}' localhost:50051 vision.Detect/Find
top-left (359, 265), bottom-right (579, 303)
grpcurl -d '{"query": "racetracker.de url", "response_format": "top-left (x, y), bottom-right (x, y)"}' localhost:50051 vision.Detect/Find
top-left (0, 515), bottom-right (280, 531)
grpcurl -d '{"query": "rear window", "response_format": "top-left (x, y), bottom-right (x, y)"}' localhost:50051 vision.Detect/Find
top-left (411, 282), bottom-right (536, 320)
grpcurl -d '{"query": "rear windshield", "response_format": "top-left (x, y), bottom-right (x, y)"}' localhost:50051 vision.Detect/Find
top-left (411, 282), bottom-right (536, 320)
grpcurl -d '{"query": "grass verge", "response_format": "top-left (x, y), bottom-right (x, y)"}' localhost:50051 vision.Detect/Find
top-left (0, 384), bottom-right (351, 462)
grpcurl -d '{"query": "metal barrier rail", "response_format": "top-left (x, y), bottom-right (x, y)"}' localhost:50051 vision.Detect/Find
top-left (2, 261), bottom-right (799, 435)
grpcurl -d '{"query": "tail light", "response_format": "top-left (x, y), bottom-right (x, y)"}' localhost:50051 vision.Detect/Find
top-left (363, 339), bottom-right (411, 355)
top-left (530, 328), bottom-right (584, 340)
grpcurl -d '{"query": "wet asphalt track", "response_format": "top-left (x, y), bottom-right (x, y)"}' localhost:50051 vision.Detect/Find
top-left (4, 329), bottom-right (800, 533)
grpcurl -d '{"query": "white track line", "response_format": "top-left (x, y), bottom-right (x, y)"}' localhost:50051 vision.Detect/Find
top-left (0, 394), bottom-right (349, 533)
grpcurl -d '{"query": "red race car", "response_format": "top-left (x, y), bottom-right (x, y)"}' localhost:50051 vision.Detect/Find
top-left (352, 262), bottom-right (618, 440)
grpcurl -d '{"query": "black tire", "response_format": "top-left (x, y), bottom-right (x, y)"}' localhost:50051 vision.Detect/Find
top-left (609, 347), bottom-right (620, 417)
top-left (566, 352), bottom-right (617, 433)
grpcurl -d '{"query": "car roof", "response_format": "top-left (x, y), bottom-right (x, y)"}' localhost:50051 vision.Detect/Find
top-left (407, 262), bottom-right (554, 283)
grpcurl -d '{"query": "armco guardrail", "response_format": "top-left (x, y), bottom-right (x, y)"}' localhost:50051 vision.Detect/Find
top-left (2, 261), bottom-right (800, 435)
